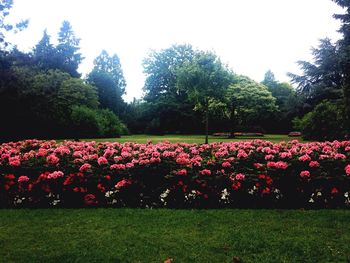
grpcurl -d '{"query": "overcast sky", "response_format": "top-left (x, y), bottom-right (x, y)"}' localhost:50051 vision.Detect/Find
top-left (6, 0), bottom-right (344, 101)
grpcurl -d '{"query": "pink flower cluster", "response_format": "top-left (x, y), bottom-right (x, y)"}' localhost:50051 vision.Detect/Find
top-left (0, 139), bottom-right (349, 208)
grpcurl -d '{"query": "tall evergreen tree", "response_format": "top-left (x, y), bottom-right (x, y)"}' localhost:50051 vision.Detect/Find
top-left (333, 0), bottom-right (350, 136)
top-left (87, 50), bottom-right (126, 115)
top-left (33, 30), bottom-right (58, 71)
top-left (56, 20), bottom-right (82, 77)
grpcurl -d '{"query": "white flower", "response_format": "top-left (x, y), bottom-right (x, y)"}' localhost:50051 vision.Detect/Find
top-left (105, 191), bottom-right (114, 198)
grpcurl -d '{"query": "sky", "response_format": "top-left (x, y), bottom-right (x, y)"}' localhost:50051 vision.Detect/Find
top-left (6, 0), bottom-right (345, 101)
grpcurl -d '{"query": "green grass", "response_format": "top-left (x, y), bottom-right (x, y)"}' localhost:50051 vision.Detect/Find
top-left (0, 209), bottom-right (349, 263)
top-left (76, 134), bottom-right (305, 144)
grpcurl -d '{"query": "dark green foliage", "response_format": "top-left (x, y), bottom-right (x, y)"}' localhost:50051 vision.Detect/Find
top-left (33, 30), bottom-right (60, 71)
top-left (70, 106), bottom-right (128, 138)
top-left (293, 101), bottom-right (345, 140)
top-left (142, 44), bottom-right (203, 134)
top-left (176, 51), bottom-right (234, 143)
top-left (70, 106), bottom-right (101, 138)
top-left (97, 108), bottom-right (129, 137)
top-left (262, 70), bottom-right (300, 132)
top-left (87, 50), bottom-right (126, 116)
top-left (332, 0), bottom-right (350, 135)
top-left (56, 21), bottom-right (83, 77)
top-left (288, 39), bottom-right (343, 106)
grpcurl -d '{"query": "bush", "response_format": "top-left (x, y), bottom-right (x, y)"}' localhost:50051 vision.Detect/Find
top-left (70, 106), bottom-right (128, 138)
top-left (96, 109), bottom-right (129, 137)
top-left (1, 139), bottom-right (350, 208)
top-left (70, 106), bottom-right (101, 138)
top-left (293, 101), bottom-right (346, 141)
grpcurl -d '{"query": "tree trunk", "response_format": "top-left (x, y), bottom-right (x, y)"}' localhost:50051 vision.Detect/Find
top-left (205, 107), bottom-right (209, 144)
top-left (229, 104), bottom-right (235, 138)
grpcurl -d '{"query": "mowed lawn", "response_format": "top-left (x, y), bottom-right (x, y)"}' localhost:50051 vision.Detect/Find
top-left (79, 134), bottom-right (305, 144)
top-left (0, 209), bottom-right (349, 263)
top-left (4, 135), bottom-right (344, 263)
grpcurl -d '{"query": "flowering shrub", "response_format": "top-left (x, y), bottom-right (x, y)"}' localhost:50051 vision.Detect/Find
top-left (1, 139), bottom-right (350, 208)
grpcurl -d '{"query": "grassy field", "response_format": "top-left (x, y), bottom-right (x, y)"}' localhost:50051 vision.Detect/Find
top-left (0, 209), bottom-right (349, 263)
top-left (77, 134), bottom-right (305, 144)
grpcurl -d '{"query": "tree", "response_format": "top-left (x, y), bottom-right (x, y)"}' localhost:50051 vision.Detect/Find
top-left (288, 38), bottom-right (343, 106)
top-left (56, 20), bottom-right (82, 77)
top-left (227, 76), bottom-right (279, 134)
top-left (176, 52), bottom-right (234, 143)
top-left (332, 0), bottom-right (350, 136)
top-left (141, 44), bottom-right (203, 134)
top-left (262, 70), bottom-right (300, 132)
top-left (88, 50), bottom-right (126, 115)
top-left (92, 50), bottom-right (126, 91)
top-left (33, 30), bottom-right (59, 71)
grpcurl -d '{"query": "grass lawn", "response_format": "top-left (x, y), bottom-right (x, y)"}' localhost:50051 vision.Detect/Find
top-left (0, 209), bottom-right (349, 263)
top-left (77, 134), bottom-right (305, 144)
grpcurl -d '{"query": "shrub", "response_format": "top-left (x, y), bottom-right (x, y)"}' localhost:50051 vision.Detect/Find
top-left (293, 101), bottom-right (345, 141)
top-left (70, 106), bottom-right (128, 138)
top-left (70, 106), bottom-right (101, 138)
top-left (96, 109), bottom-right (129, 137)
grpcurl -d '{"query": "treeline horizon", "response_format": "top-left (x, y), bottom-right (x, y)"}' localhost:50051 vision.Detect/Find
top-left (0, 0), bottom-right (350, 142)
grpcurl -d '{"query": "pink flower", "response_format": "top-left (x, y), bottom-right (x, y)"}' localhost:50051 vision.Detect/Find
top-left (309, 161), bottom-right (320, 168)
top-left (47, 171), bottom-right (64, 179)
top-left (115, 179), bottom-right (132, 188)
top-left (79, 163), bottom-right (91, 172)
top-left (254, 163), bottom-right (263, 168)
top-left (300, 170), bottom-right (310, 178)
top-left (110, 163), bottom-right (126, 170)
top-left (345, 164), bottom-right (350, 175)
top-left (199, 169), bottom-right (211, 176)
top-left (126, 162), bottom-right (134, 168)
top-left (9, 156), bottom-right (21, 166)
top-left (237, 150), bottom-right (248, 159)
top-left (334, 153), bottom-right (346, 159)
top-left (46, 154), bottom-right (59, 165)
top-left (176, 169), bottom-right (187, 175)
top-left (264, 154), bottom-right (274, 160)
top-left (267, 161), bottom-right (288, 169)
top-left (299, 154), bottom-right (311, 162)
top-left (97, 157), bottom-right (108, 165)
top-left (235, 173), bottom-right (245, 180)
top-left (18, 175), bottom-right (29, 183)
top-left (222, 161), bottom-right (231, 168)
top-left (37, 148), bottom-right (48, 157)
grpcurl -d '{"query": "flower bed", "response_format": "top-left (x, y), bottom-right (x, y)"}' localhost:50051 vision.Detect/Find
top-left (1, 139), bottom-right (350, 208)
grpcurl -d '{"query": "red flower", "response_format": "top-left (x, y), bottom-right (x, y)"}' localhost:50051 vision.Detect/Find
top-left (262, 187), bottom-right (270, 194)
top-left (84, 194), bottom-right (97, 205)
top-left (331, 187), bottom-right (339, 195)
top-left (18, 175), bottom-right (29, 183)
top-left (232, 181), bottom-right (241, 190)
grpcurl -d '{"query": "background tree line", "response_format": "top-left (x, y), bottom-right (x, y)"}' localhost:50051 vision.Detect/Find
top-left (1, 0), bottom-right (350, 142)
